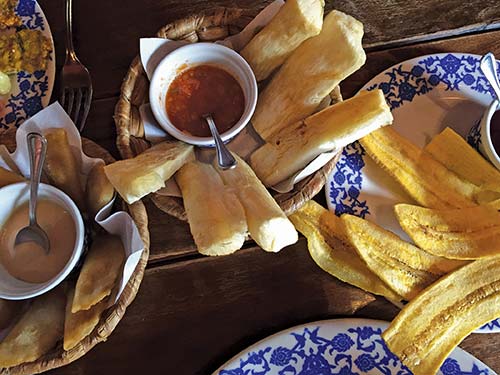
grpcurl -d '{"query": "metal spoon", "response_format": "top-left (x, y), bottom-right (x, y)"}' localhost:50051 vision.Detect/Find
top-left (203, 114), bottom-right (237, 170)
top-left (14, 133), bottom-right (50, 254)
top-left (480, 52), bottom-right (500, 100)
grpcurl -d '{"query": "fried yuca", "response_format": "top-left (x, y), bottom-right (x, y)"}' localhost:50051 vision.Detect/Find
top-left (341, 214), bottom-right (468, 300)
top-left (360, 127), bottom-right (499, 208)
top-left (290, 206), bottom-right (402, 303)
top-left (0, 166), bottom-right (24, 188)
top-left (250, 89), bottom-right (392, 186)
top-left (383, 256), bottom-right (500, 375)
top-left (396, 203), bottom-right (500, 259)
top-left (85, 163), bottom-right (115, 218)
top-left (104, 141), bottom-right (194, 204)
top-left (0, 288), bottom-right (65, 367)
top-left (425, 127), bottom-right (500, 191)
top-left (176, 161), bottom-right (247, 256)
top-left (72, 235), bottom-right (125, 312)
top-left (251, 10), bottom-right (366, 140)
top-left (241, 0), bottom-right (324, 81)
top-left (215, 153), bottom-right (298, 252)
top-left (44, 128), bottom-right (85, 210)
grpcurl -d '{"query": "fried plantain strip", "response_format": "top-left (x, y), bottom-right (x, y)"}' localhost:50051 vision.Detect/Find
top-left (341, 214), bottom-right (467, 300)
top-left (290, 208), bottom-right (402, 303)
top-left (382, 256), bottom-right (500, 375)
top-left (360, 127), bottom-right (495, 208)
top-left (396, 203), bottom-right (500, 259)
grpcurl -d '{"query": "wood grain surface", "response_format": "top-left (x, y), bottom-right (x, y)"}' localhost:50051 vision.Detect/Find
top-left (32, 0), bottom-right (500, 373)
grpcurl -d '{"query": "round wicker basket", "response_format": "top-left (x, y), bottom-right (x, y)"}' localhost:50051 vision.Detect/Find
top-left (0, 130), bottom-right (150, 375)
top-left (114, 7), bottom-right (342, 221)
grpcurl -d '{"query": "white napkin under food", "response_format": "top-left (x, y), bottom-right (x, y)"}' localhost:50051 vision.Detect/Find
top-left (0, 102), bottom-right (145, 305)
top-left (138, 0), bottom-right (340, 194)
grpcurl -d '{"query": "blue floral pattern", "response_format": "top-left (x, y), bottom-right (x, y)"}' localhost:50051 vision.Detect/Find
top-left (217, 321), bottom-right (492, 374)
top-left (0, 0), bottom-right (51, 129)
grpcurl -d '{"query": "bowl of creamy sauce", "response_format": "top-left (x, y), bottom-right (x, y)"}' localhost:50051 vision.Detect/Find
top-left (0, 182), bottom-right (84, 299)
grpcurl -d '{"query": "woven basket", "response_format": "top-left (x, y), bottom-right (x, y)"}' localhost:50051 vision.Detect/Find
top-left (0, 130), bottom-right (150, 375)
top-left (114, 7), bottom-right (342, 221)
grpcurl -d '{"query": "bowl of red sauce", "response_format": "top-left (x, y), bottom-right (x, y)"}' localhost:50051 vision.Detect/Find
top-left (149, 43), bottom-right (258, 147)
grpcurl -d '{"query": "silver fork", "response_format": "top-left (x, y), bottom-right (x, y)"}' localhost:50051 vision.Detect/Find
top-left (59, 0), bottom-right (93, 132)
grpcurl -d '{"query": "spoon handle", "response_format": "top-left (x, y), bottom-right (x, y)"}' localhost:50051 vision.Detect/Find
top-left (480, 53), bottom-right (500, 100)
top-left (27, 133), bottom-right (47, 226)
top-left (204, 115), bottom-right (237, 170)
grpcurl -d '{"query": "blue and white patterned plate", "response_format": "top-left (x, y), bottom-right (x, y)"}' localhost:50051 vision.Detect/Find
top-left (325, 53), bottom-right (500, 334)
top-left (0, 0), bottom-right (55, 130)
top-left (214, 319), bottom-right (496, 375)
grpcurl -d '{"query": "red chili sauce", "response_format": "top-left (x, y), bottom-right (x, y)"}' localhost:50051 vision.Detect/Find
top-left (491, 110), bottom-right (500, 155)
top-left (165, 65), bottom-right (245, 137)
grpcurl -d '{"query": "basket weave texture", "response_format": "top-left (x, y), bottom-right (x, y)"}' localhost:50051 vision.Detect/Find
top-left (0, 130), bottom-right (150, 375)
top-left (114, 7), bottom-right (342, 221)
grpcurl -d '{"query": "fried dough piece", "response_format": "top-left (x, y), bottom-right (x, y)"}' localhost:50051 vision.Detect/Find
top-left (0, 166), bottom-right (24, 188)
top-left (383, 256), bottom-right (500, 375)
top-left (0, 0), bottom-right (21, 30)
top-left (85, 163), bottom-right (115, 218)
top-left (240, 0), bottom-right (324, 81)
top-left (72, 235), bottom-right (125, 312)
top-left (251, 10), bottom-right (366, 140)
top-left (0, 288), bottom-right (65, 367)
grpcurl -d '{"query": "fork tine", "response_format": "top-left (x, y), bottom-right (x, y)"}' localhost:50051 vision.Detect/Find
top-left (79, 88), bottom-right (93, 132)
top-left (72, 88), bottom-right (83, 126)
top-left (66, 89), bottom-right (75, 117)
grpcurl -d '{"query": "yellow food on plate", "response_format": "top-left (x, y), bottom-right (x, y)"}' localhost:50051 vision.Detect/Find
top-left (104, 141), bottom-right (194, 204)
top-left (216, 153), bottom-right (298, 252)
top-left (360, 127), bottom-right (499, 209)
top-left (44, 128), bottom-right (85, 210)
top-left (250, 89), bottom-right (392, 187)
top-left (383, 256), bottom-right (500, 375)
top-left (64, 288), bottom-right (108, 351)
top-left (290, 205), bottom-right (402, 303)
top-left (72, 235), bottom-right (125, 312)
top-left (85, 163), bottom-right (115, 218)
top-left (0, 71), bottom-right (11, 95)
top-left (251, 10), bottom-right (366, 140)
top-left (240, 0), bottom-right (324, 81)
top-left (0, 0), bottom-right (22, 30)
top-left (425, 127), bottom-right (500, 191)
top-left (0, 287), bottom-right (65, 368)
top-left (341, 214), bottom-right (467, 300)
top-left (0, 166), bottom-right (24, 188)
top-left (396, 203), bottom-right (500, 259)
top-left (176, 160), bottom-right (248, 256)
top-left (0, 29), bottom-right (51, 73)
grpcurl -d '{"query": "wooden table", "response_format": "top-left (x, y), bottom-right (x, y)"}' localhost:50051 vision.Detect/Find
top-left (36, 0), bottom-right (500, 373)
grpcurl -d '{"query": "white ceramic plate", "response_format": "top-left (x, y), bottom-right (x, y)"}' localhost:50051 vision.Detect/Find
top-left (0, 0), bottom-right (55, 129)
top-left (214, 318), bottom-right (496, 375)
top-left (325, 53), bottom-right (500, 333)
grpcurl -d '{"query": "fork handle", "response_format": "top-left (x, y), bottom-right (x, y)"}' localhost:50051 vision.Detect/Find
top-left (65, 0), bottom-right (77, 61)
top-left (27, 133), bottom-right (47, 227)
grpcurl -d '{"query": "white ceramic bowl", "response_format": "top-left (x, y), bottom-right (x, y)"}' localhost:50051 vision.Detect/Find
top-left (0, 182), bottom-right (84, 300)
top-left (478, 99), bottom-right (500, 170)
top-left (149, 43), bottom-right (258, 147)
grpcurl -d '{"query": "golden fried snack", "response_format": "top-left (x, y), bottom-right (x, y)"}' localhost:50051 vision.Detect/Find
top-left (396, 203), bottom-right (500, 259)
top-left (44, 128), bottom-right (85, 210)
top-left (341, 214), bottom-right (467, 299)
top-left (360, 127), bottom-right (493, 209)
top-left (240, 0), bottom-right (324, 81)
top-left (85, 163), bottom-right (115, 218)
top-left (0, 29), bottom-right (51, 73)
top-left (425, 127), bottom-right (500, 191)
top-left (104, 141), bottom-right (194, 204)
top-left (216, 153), bottom-right (298, 252)
top-left (250, 90), bottom-right (392, 186)
top-left (0, 288), bottom-right (65, 367)
top-left (0, 166), bottom-right (24, 188)
top-left (0, 0), bottom-right (22, 30)
top-left (251, 10), bottom-right (366, 140)
top-left (383, 256), bottom-right (500, 375)
top-left (64, 288), bottom-right (108, 351)
top-left (72, 235), bottom-right (125, 312)
top-left (290, 207), bottom-right (402, 303)
top-left (176, 161), bottom-right (248, 256)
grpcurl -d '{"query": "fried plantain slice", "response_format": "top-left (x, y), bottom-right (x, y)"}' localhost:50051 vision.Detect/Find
top-left (290, 208), bottom-right (402, 303)
top-left (382, 256), bottom-right (500, 375)
top-left (341, 214), bottom-right (467, 300)
top-left (360, 127), bottom-right (499, 208)
top-left (396, 203), bottom-right (500, 259)
top-left (425, 127), bottom-right (500, 192)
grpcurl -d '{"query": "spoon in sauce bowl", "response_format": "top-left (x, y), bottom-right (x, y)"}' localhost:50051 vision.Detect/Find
top-left (203, 114), bottom-right (237, 170)
top-left (14, 133), bottom-right (50, 254)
